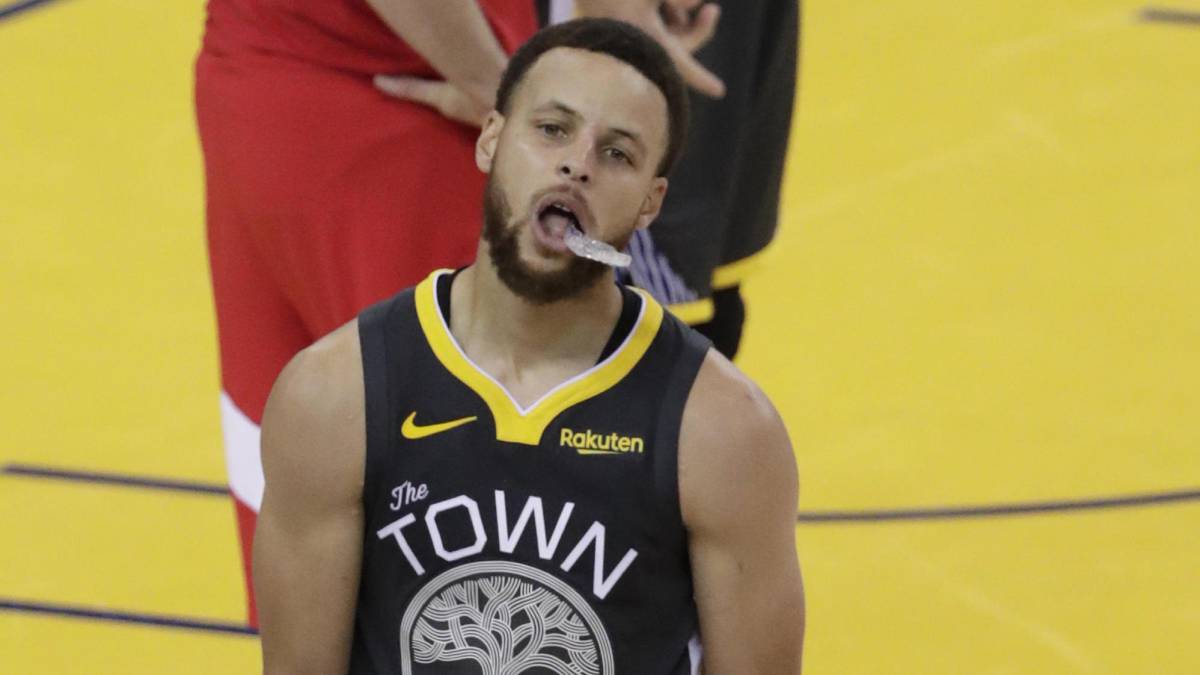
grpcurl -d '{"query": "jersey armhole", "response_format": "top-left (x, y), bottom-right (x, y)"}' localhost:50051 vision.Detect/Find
top-left (358, 298), bottom-right (395, 513)
top-left (651, 322), bottom-right (713, 533)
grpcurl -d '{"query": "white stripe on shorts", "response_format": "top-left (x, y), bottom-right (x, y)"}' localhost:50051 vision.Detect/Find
top-left (221, 391), bottom-right (264, 512)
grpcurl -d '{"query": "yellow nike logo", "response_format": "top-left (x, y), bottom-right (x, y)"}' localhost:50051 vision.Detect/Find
top-left (401, 412), bottom-right (478, 440)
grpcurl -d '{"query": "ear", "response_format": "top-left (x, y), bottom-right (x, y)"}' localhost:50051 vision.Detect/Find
top-left (475, 111), bottom-right (505, 173)
top-left (635, 177), bottom-right (669, 230)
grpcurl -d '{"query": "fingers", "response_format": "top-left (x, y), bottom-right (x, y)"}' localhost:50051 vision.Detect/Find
top-left (664, 0), bottom-right (703, 11)
top-left (658, 4), bottom-right (725, 98)
top-left (373, 74), bottom-right (446, 108)
top-left (666, 42), bottom-right (726, 98)
top-left (375, 74), bottom-right (489, 127)
top-left (662, 3), bottom-right (690, 28)
top-left (679, 3), bottom-right (720, 52)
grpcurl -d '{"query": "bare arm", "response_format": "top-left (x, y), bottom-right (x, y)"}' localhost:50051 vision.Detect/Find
top-left (255, 323), bottom-right (366, 675)
top-left (366, 0), bottom-right (509, 124)
top-left (680, 352), bottom-right (805, 673)
top-left (373, 0), bottom-right (725, 124)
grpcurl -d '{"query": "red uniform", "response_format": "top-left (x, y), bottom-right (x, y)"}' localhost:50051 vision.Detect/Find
top-left (195, 0), bottom-right (537, 626)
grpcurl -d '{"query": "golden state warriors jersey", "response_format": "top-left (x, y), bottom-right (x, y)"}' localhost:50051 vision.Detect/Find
top-left (349, 269), bottom-right (711, 674)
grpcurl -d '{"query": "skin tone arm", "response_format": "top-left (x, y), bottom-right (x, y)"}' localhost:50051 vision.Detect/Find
top-left (681, 351), bottom-right (806, 673)
top-left (255, 323), bottom-right (366, 675)
top-left (366, 0), bottom-right (510, 125)
top-left (375, 0), bottom-right (725, 126)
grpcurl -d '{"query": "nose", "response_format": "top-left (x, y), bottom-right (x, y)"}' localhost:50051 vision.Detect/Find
top-left (558, 162), bottom-right (589, 183)
top-left (557, 138), bottom-right (592, 184)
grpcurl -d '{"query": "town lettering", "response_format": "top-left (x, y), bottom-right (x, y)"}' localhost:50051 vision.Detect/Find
top-left (375, 490), bottom-right (638, 600)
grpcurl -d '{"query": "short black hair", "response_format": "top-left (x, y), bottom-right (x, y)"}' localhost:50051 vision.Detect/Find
top-left (495, 18), bottom-right (689, 177)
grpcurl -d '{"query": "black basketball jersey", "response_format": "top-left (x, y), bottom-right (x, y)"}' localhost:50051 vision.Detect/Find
top-left (349, 269), bottom-right (712, 674)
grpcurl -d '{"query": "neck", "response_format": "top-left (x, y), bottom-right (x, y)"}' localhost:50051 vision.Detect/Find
top-left (450, 248), bottom-right (623, 375)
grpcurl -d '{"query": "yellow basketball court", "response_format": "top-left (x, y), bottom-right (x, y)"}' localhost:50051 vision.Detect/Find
top-left (2, 0), bottom-right (1198, 672)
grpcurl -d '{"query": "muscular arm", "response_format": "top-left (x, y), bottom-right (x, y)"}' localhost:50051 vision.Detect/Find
top-left (680, 352), bottom-right (805, 673)
top-left (365, 0), bottom-right (508, 107)
top-left (255, 323), bottom-right (366, 675)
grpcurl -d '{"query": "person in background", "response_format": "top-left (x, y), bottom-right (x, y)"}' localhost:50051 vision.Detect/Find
top-left (576, 0), bottom-right (801, 359)
top-left (195, 0), bottom-right (538, 627)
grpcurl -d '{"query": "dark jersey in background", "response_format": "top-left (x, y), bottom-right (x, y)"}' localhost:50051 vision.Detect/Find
top-left (600, 0), bottom-right (802, 319)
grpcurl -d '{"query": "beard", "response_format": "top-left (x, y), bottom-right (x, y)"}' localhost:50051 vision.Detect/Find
top-left (482, 173), bottom-right (621, 305)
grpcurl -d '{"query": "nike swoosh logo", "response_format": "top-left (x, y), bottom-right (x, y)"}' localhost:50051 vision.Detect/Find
top-left (401, 412), bottom-right (478, 440)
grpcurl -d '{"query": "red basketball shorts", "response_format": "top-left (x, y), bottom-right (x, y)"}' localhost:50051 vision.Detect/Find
top-left (196, 49), bottom-right (488, 626)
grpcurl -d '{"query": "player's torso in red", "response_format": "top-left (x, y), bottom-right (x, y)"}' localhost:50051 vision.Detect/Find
top-left (200, 0), bottom-right (537, 74)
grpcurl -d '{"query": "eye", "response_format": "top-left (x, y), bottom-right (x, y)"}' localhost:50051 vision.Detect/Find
top-left (604, 147), bottom-right (633, 165)
top-left (537, 122), bottom-right (566, 138)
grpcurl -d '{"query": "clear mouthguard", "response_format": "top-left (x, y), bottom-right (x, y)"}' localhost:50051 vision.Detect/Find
top-left (563, 225), bottom-right (632, 268)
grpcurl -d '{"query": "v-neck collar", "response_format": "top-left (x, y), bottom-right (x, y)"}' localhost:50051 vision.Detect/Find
top-left (414, 269), bottom-right (664, 445)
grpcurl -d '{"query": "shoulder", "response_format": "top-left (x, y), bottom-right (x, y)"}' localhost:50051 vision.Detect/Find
top-left (681, 350), bottom-right (792, 467)
top-left (260, 320), bottom-right (366, 506)
top-left (678, 350), bottom-right (797, 533)
top-left (266, 320), bottom-right (364, 425)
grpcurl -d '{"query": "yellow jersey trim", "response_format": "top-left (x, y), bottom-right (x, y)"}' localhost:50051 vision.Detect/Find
top-left (414, 270), bottom-right (665, 445)
top-left (711, 243), bottom-right (776, 290)
top-left (666, 298), bottom-right (715, 325)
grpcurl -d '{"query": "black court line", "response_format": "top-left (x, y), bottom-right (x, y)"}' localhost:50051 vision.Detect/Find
top-left (797, 487), bottom-right (1200, 523)
top-left (0, 0), bottom-right (66, 22)
top-left (0, 599), bottom-right (257, 636)
top-left (9, 462), bottom-right (1200, 522)
top-left (1140, 7), bottom-right (1200, 26)
top-left (2, 463), bottom-right (228, 496)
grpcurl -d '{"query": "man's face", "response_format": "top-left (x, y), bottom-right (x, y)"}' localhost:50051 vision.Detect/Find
top-left (477, 47), bottom-right (670, 304)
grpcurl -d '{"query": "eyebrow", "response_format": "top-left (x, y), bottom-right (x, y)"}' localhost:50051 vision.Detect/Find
top-left (535, 100), bottom-right (581, 119)
top-left (534, 100), bottom-right (647, 154)
top-left (607, 126), bottom-right (646, 154)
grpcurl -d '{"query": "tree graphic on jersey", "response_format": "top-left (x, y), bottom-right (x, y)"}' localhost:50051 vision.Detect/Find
top-left (412, 576), bottom-right (601, 674)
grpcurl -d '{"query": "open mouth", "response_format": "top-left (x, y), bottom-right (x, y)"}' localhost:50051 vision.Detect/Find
top-left (531, 196), bottom-right (631, 267)
top-left (537, 201), bottom-right (583, 237)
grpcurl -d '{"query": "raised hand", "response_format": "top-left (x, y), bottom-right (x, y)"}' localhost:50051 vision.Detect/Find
top-left (577, 0), bottom-right (725, 98)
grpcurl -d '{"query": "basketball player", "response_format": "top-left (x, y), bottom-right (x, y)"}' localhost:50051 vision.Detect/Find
top-left (385, 0), bottom-right (802, 359)
top-left (254, 19), bottom-right (804, 674)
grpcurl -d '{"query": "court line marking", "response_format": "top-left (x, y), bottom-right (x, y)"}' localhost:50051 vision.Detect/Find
top-left (2, 463), bottom-right (228, 496)
top-left (797, 488), bottom-right (1200, 523)
top-left (899, 549), bottom-right (1098, 672)
top-left (8, 462), bottom-right (1200, 522)
top-left (0, 0), bottom-right (66, 22)
top-left (1140, 7), bottom-right (1200, 26)
top-left (0, 598), bottom-right (257, 637)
